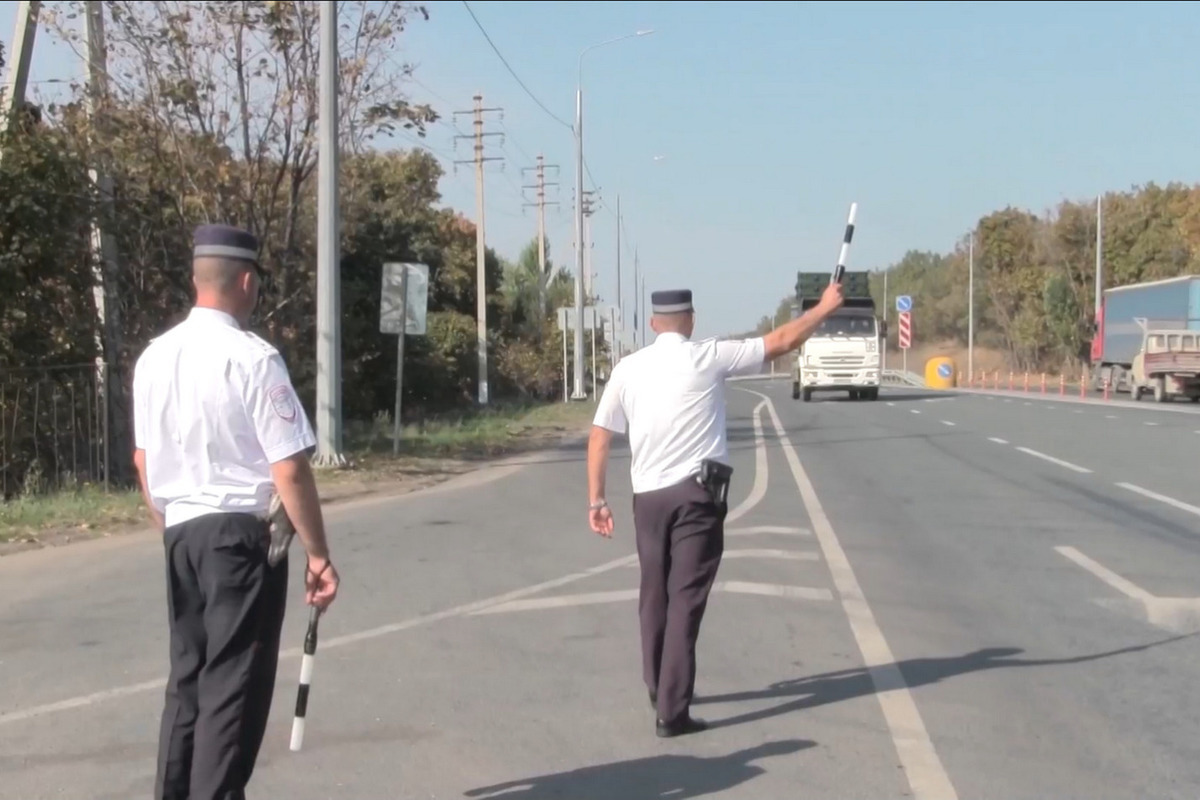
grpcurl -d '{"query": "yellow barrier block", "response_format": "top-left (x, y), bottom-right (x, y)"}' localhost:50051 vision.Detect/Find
top-left (925, 357), bottom-right (956, 390)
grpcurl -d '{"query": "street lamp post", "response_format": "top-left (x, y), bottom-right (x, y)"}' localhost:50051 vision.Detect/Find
top-left (571, 29), bottom-right (653, 400)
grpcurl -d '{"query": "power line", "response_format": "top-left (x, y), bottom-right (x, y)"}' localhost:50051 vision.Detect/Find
top-left (459, 1), bottom-right (573, 132)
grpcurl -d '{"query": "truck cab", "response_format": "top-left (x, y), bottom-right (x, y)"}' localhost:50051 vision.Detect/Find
top-left (789, 271), bottom-right (883, 402)
top-left (1129, 326), bottom-right (1200, 403)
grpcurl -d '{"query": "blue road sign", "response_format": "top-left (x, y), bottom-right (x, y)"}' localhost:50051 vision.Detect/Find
top-left (896, 295), bottom-right (913, 313)
top-left (937, 363), bottom-right (953, 379)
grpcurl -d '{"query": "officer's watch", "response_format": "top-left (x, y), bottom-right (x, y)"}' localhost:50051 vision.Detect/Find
top-left (589, 499), bottom-right (608, 511)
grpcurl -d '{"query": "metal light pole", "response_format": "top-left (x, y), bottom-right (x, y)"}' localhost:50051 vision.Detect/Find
top-left (968, 231), bottom-right (974, 384)
top-left (571, 29), bottom-right (653, 400)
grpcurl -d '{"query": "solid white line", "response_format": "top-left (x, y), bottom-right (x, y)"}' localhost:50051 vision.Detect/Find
top-left (721, 549), bottom-right (819, 562)
top-left (1054, 546), bottom-right (1155, 603)
top-left (940, 420), bottom-right (956, 427)
top-left (727, 402), bottom-right (769, 524)
top-left (1116, 482), bottom-right (1200, 518)
top-left (715, 581), bottom-right (833, 601)
top-left (471, 589), bottom-right (641, 615)
top-left (745, 389), bottom-right (958, 800)
top-left (726, 525), bottom-right (812, 537)
top-left (988, 437), bottom-right (1008, 445)
top-left (1014, 446), bottom-right (1092, 474)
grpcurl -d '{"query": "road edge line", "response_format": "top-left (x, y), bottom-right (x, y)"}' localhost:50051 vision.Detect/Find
top-left (742, 387), bottom-right (959, 800)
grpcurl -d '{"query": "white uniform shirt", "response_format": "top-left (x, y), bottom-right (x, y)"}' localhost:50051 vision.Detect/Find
top-left (132, 307), bottom-right (317, 528)
top-left (592, 332), bottom-right (767, 494)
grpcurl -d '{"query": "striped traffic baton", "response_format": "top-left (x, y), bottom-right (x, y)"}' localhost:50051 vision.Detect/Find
top-left (831, 201), bottom-right (857, 284)
top-left (289, 605), bottom-right (321, 751)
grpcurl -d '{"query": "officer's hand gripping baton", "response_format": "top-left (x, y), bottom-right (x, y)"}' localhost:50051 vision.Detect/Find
top-left (831, 202), bottom-right (858, 285)
top-left (289, 605), bottom-right (320, 751)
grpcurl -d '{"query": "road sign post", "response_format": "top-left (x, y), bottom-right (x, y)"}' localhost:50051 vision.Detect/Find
top-left (898, 309), bottom-right (912, 373)
top-left (381, 262), bottom-right (429, 454)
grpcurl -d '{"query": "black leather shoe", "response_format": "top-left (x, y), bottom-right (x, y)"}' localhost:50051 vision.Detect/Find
top-left (656, 715), bottom-right (708, 738)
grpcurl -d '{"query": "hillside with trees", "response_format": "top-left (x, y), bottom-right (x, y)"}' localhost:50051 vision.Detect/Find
top-left (748, 183), bottom-right (1200, 375)
top-left (0, 2), bottom-right (596, 500)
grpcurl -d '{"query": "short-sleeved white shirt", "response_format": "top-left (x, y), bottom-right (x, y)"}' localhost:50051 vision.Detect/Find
top-left (592, 332), bottom-right (766, 494)
top-left (132, 307), bottom-right (317, 528)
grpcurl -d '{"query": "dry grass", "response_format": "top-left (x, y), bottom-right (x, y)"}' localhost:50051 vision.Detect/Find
top-left (1, 399), bottom-right (597, 551)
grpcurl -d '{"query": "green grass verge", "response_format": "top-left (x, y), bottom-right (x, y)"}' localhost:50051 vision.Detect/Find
top-left (1, 399), bottom-right (596, 544)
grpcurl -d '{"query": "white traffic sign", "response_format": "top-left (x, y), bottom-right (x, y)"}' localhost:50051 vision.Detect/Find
top-left (896, 294), bottom-right (912, 313)
top-left (898, 310), bottom-right (912, 349)
top-left (380, 262), bottom-right (429, 335)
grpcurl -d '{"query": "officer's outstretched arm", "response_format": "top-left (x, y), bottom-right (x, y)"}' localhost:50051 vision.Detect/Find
top-left (762, 282), bottom-right (845, 361)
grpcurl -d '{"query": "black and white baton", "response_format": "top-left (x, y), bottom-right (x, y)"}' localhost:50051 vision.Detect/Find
top-left (831, 202), bottom-right (858, 285)
top-left (289, 605), bottom-right (320, 751)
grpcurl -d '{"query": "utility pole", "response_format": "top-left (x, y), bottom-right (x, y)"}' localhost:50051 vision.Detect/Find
top-left (967, 232), bottom-right (974, 384)
top-left (314, 0), bottom-right (345, 467)
top-left (581, 190), bottom-right (598, 299)
top-left (83, 0), bottom-right (123, 488)
top-left (632, 247), bottom-right (639, 349)
top-left (615, 194), bottom-right (622, 357)
top-left (522, 154), bottom-right (559, 317)
top-left (454, 93), bottom-right (504, 405)
top-left (1094, 194), bottom-right (1103, 321)
top-left (0, 1), bottom-right (40, 155)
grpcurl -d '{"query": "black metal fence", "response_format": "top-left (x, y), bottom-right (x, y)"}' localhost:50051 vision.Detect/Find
top-left (0, 363), bottom-right (110, 499)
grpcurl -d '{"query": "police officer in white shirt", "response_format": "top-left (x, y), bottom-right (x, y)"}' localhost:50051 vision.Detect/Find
top-left (132, 224), bottom-right (339, 800)
top-left (587, 283), bottom-right (843, 737)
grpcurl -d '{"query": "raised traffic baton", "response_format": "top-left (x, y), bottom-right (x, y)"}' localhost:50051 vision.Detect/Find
top-left (831, 202), bottom-right (858, 284)
top-left (289, 605), bottom-right (321, 751)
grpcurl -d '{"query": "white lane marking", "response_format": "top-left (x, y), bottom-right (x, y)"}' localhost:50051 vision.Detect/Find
top-left (1116, 482), bottom-right (1200, 518)
top-left (727, 401), bottom-right (769, 524)
top-left (988, 437), bottom-right (1009, 445)
top-left (1106, 415), bottom-right (1117, 420)
top-left (726, 525), bottom-right (812, 537)
top-left (745, 388), bottom-right (958, 800)
top-left (1014, 446), bottom-right (1093, 474)
top-left (1055, 546), bottom-right (1200, 634)
top-left (1004, 399), bottom-right (1012, 403)
top-left (1055, 546), bottom-right (1155, 603)
top-left (1074, 410), bottom-right (1084, 414)
top-left (471, 589), bottom-right (641, 615)
top-left (2, 407), bottom-right (787, 727)
top-left (911, 409), bottom-right (921, 415)
top-left (716, 581), bottom-right (832, 601)
top-left (887, 402), bottom-right (896, 407)
top-left (1144, 421), bottom-right (1159, 427)
top-left (720, 549), bottom-right (819, 562)
top-left (940, 420), bottom-right (956, 427)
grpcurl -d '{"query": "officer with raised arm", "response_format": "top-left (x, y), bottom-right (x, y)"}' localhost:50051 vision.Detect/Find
top-left (587, 282), bottom-right (844, 737)
top-left (132, 224), bottom-right (340, 800)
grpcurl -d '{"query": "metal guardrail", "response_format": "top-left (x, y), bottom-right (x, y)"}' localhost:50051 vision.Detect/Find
top-left (882, 369), bottom-right (927, 388)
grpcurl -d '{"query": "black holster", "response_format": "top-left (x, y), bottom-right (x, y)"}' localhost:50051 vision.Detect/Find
top-left (696, 458), bottom-right (734, 509)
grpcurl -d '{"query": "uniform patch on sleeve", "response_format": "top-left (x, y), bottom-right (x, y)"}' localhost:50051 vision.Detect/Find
top-left (268, 384), bottom-right (297, 422)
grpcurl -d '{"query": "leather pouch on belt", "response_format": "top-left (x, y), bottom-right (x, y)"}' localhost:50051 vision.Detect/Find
top-left (266, 493), bottom-right (296, 567)
top-left (697, 458), bottom-right (734, 507)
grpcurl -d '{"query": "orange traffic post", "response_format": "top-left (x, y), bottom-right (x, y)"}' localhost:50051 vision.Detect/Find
top-left (1023, 372), bottom-right (1029, 392)
top-left (1103, 376), bottom-right (1110, 400)
top-left (1059, 374), bottom-right (1065, 396)
top-left (1040, 373), bottom-right (1046, 394)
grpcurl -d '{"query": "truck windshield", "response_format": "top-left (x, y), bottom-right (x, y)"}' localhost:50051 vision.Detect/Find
top-left (813, 316), bottom-right (876, 337)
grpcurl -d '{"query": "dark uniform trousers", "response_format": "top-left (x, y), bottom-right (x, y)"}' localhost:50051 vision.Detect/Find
top-left (155, 511), bottom-right (289, 800)
top-left (632, 475), bottom-right (726, 723)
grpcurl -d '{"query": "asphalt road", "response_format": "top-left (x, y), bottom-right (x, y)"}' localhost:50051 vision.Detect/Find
top-left (2, 379), bottom-right (1199, 799)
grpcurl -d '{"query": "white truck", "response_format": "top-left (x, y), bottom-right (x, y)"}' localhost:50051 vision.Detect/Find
top-left (790, 271), bottom-right (884, 402)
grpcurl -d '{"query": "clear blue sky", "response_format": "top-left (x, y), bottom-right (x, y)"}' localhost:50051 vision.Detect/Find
top-left (7, 1), bottom-right (1200, 338)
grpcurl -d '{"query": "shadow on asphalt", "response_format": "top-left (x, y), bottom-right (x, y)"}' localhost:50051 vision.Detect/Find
top-left (691, 635), bottom-right (1192, 731)
top-left (462, 740), bottom-right (815, 799)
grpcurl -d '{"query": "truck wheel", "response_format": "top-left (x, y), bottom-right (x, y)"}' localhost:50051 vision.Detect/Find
top-left (802, 388), bottom-right (812, 402)
top-left (1130, 384), bottom-right (1141, 401)
top-left (867, 387), bottom-right (880, 401)
top-left (791, 381), bottom-right (800, 400)
top-left (1154, 377), bottom-right (1167, 403)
